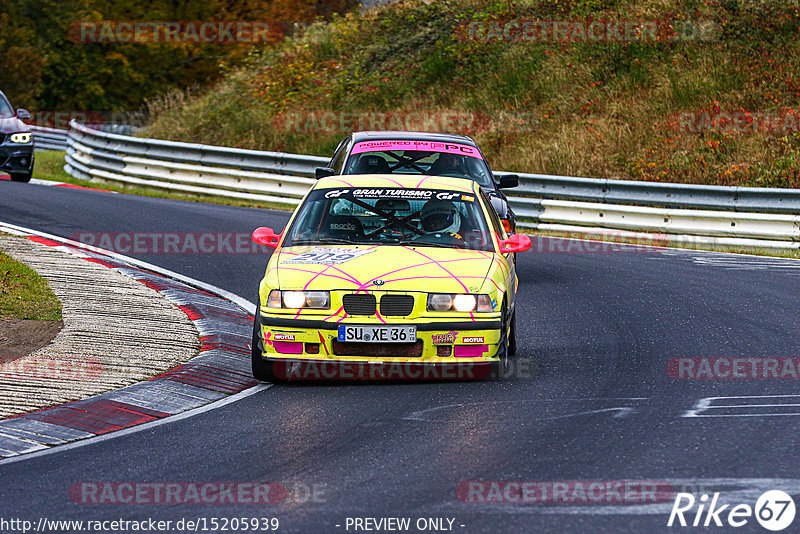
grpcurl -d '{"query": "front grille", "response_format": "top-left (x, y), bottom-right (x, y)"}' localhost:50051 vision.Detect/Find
top-left (332, 340), bottom-right (424, 358)
top-left (343, 294), bottom-right (376, 315)
top-left (0, 134), bottom-right (5, 143)
top-left (379, 295), bottom-right (414, 316)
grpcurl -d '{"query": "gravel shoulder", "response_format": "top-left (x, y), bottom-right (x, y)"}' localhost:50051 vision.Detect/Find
top-left (0, 236), bottom-right (200, 419)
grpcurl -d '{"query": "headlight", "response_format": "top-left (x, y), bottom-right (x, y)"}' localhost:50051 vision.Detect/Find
top-left (453, 294), bottom-right (477, 312)
top-left (427, 294), bottom-right (453, 311)
top-left (267, 289), bottom-right (330, 309)
top-left (427, 294), bottom-right (494, 313)
top-left (9, 133), bottom-right (31, 144)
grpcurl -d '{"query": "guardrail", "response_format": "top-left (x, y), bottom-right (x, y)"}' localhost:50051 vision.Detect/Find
top-left (62, 121), bottom-right (800, 250)
top-left (30, 126), bottom-right (68, 151)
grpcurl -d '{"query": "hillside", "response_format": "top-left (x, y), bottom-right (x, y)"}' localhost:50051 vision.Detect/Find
top-left (144, 0), bottom-right (800, 188)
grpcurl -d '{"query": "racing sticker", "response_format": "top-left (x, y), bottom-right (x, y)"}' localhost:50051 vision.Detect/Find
top-left (350, 140), bottom-right (484, 159)
top-left (432, 331), bottom-right (458, 345)
top-left (461, 336), bottom-right (485, 344)
top-left (324, 189), bottom-right (472, 200)
top-left (282, 247), bottom-right (375, 265)
top-left (325, 188), bottom-right (434, 199)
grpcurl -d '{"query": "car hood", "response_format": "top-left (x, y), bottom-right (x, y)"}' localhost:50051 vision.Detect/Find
top-left (274, 245), bottom-right (496, 293)
top-left (0, 117), bottom-right (29, 134)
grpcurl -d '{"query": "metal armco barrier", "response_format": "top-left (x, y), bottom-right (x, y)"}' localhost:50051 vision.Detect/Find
top-left (62, 121), bottom-right (800, 249)
top-left (31, 126), bottom-right (68, 151)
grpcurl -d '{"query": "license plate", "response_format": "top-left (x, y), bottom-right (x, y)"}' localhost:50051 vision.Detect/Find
top-left (338, 325), bottom-right (417, 343)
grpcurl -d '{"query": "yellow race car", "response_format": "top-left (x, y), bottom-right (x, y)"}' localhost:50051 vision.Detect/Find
top-left (251, 174), bottom-right (531, 381)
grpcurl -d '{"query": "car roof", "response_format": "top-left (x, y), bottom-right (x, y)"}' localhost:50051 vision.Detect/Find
top-left (350, 130), bottom-right (477, 146)
top-left (313, 174), bottom-right (480, 194)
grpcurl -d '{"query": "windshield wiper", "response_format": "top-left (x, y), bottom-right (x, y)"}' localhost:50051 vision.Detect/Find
top-left (289, 238), bottom-right (360, 246)
top-left (398, 240), bottom-right (462, 249)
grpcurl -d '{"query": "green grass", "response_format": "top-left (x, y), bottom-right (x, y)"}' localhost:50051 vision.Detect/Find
top-left (139, 0), bottom-right (800, 189)
top-left (33, 151), bottom-right (296, 211)
top-left (0, 244), bottom-right (62, 321)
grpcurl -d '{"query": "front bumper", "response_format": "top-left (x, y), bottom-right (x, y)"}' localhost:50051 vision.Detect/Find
top-left (0, 140), bottom-right (34, 175)
top-left (259, 357), bottom-right (501, 381)
top-left (257, 315), bottom-right (503, 380)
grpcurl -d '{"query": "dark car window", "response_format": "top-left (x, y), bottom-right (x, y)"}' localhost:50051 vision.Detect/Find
top-left (479, 188), bottom-right (507, 241)
top-left (0, 94), bottom-right (14, 118)
top-left (329, 138), bottom-right (350, 174)
top-left (342, 140), bottom-right (495, 187)
top-left (284, 188), bottom-right (496, 252)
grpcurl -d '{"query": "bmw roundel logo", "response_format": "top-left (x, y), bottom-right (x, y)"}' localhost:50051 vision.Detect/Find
top-left (373, 279), bottom-right (385, 286)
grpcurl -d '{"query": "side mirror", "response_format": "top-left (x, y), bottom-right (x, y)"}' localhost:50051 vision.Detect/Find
top-left (16, 108), bottom-right (31, 122)
top-left (315, 167), bottom-right (335, 180)
top-left (252, 227), bottom-right (282, 249)
top-left (497, 174), bottom-right (519, 189)
top-left (499, 233), bottom-right (532, 253)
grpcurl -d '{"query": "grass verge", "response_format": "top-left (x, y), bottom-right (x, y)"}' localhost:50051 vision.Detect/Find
top-left (0, 243), bottom-right (62, 321)
top-left (141, 0), bottom-right (800, 189)
top-left (33, 151), bottom-right (296, 211)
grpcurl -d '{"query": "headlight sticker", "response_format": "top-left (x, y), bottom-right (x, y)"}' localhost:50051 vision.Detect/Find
top-left (9, 133), bottom-right (32, 143)
top-left (282, 247), bottom-right (375, 265)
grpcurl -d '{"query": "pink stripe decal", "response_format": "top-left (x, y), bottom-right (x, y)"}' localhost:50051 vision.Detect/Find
top-left (327, 177), bottom-right (355, 187)
top-left (354, 256), bottom-right (486, 291)
top-left (402, 247), bottom-right (469, 292)
top-left (281, 267), bottom-right (360, 286)
top-left (454, 345), bottom-right (488, 358)
top-left (274, 341), bottom-right (303, 354)
top-left (351, 140), bottom-right (483, 160)
top-left (383, 275), bottom-right (486, 283)
top-left (325, 306), bottom-right (346, 321)
top-left (303, 265), bottom-right (331, 290)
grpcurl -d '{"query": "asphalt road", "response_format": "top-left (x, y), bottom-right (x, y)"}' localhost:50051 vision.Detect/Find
top-left (1, 181), bottom-right (799, 533)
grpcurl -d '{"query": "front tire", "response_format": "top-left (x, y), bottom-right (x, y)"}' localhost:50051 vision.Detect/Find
top-left (491, 302), bottom-right (514, 379)
top-left (508, 307), bottom-right (517, 356)
top-left (10, 172), bottom-right (31, 183)
top-left (251, 306), bottom-right (280, 383)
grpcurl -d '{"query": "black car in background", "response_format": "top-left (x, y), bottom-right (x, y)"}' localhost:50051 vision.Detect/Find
top-left (0, 90), bottom-right (34, 182)
top-left (316, 131), bottom-right (519, 233)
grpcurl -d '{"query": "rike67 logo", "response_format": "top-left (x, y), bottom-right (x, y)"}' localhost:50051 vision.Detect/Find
top-left (668, 490), bottom-right (796, 531)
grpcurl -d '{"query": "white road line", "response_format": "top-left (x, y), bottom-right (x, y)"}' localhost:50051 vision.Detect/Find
top-left (0, 220), bottom-right (256, 314)
top-left (404, 398), bottom-right (647, 422)
top-left (683, 395), bottom-right (800, 418)
top-left (0, 384), bottom-right (270, 466)
top-left (0, 220), bottom-right (268, 466)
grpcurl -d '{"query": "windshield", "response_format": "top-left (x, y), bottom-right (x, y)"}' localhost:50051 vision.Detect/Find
top-left (0, 94), bottom-right (14, 118)
top-left (284, 187), bottom-right (496, 252)
top-left (343, 140), bottom-right (494, 187)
